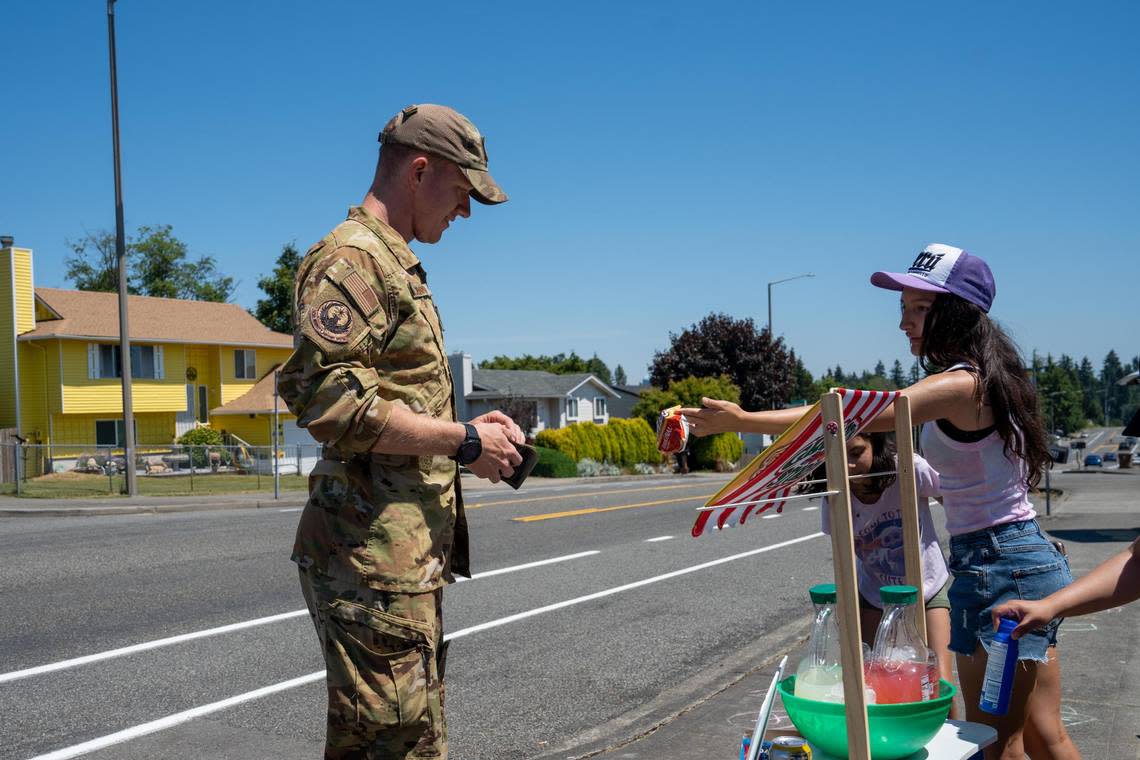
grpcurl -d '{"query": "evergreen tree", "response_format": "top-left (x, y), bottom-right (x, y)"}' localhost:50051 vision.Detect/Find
top-left (613, 365), bottom-right (628, 386)
top-left (890, 359), bottom-right (906, 388)
top-left (1077, 356), bottom-right (1100, 423)
top-left (1101, 350), bottom-right (1125, 423)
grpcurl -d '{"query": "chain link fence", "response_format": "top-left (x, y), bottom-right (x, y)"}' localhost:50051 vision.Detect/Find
top-left (0, 442), bottom-right (321, 498)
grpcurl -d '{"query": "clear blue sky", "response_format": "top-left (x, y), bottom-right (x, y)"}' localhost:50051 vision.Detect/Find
top-left (5, 1), bottom-right (1138, 385)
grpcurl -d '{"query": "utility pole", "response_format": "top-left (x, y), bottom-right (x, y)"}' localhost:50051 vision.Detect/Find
top-left (273, 370), bottom-right (281, 500)
top-left (107, 0), bottom-right (137, 496)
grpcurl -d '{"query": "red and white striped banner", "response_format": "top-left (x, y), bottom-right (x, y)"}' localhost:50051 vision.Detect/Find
top-left (691, 389), bottom-right (899, 537)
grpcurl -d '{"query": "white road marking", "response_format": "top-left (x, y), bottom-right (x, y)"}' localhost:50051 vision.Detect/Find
top-left (0, 610), bottom-right (309, 685)
top-left (455, 550), bottom-right (599, 582)
top-left (761, 514), bottom-right (779, 519)
top-left (801, 506), bottom-right (819, 512)
top-left (24, 532), bottom-right (826, 760)
top-left (24, 671), bottom-right (327, 760)
top-left (645, 535), bottom-right (674, 542)
top-left (3, 551), bottom-right (600, 683)
top-left (278, 507), bottom-right (302, 512)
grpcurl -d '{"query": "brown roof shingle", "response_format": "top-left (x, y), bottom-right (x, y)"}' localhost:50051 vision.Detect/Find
top-left (210, 365), bottom-right (290, 416)
top-left (20, 287), bottom-right (293, 348)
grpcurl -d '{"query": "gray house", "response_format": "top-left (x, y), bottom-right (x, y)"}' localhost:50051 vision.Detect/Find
top-left (449, 353), bottom-right (620, 435)
top-left (609, 383), bottom-right (652, 420)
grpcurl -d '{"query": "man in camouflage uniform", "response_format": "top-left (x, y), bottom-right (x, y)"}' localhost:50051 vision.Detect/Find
top-left (279, 104), bottom-right (524, 760)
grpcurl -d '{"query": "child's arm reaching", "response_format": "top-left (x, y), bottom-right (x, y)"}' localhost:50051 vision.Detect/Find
top-left (991, 536), bottom-right (1140, 639)
top-left (679, 398), bottom-right (808, 436)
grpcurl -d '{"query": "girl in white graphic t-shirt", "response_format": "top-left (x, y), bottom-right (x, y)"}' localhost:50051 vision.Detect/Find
top-left (814, 431), bottom-right (957, 718)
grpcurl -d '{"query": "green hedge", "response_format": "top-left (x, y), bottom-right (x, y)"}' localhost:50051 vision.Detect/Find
top-left (535, 418), bottom-right (663, 466)
top-left (691, 432), bottom-right (744, 471)
top-left (532, 446), bottom-right (577, 478)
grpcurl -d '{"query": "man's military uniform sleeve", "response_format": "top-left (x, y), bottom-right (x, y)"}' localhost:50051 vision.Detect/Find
top-left (278, 247), bottom-right (394, 456)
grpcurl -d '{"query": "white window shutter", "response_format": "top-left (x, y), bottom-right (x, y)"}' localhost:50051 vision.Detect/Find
top-left (88, 344), bottom-right (96, 379)
top-left (156, 345), bottom-right (165, 380)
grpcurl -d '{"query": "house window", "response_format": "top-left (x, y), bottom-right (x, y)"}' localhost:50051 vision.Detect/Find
top-left (593, 397), bottom-right (608, 419)
top-left (94, 344), bottom-right (161, 380)
top-left (197, 385), bottom-right (209, 423)
top-left (95, 419), bottom-right (138, 447)
top-left (566, 398), bottom-right (579, 420)
top-left (234, 349), bottom-right (256, 379)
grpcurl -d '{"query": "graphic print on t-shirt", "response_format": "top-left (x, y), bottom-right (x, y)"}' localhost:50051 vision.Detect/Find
top-left (854, 508), bottom-right (906, 586)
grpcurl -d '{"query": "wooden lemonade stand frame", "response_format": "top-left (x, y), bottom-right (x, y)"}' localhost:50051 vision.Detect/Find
top-left (701, 391), bottom-right (995, 759)
top-left (815, 391), bottom-right (994, 759)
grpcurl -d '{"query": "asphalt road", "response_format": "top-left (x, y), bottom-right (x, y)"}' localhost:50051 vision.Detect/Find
top-left (0, 474), bottom-right (835, 760)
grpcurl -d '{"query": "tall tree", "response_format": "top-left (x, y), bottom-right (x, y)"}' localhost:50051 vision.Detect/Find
top-left (585, 353), bottom-right (612, 385)
top-left (65, 231), bottom-right (123, 292)
top-left (649, 312), bottom-right (795, 411)
top-left (874, 360), bottom-right (887, 378)
top-left (890, 359), bottom-right (906, 388)
top-left (1076, 356), bottom-right (1100, 422)
top-left (789, 353), bottom-right (815, 403)
top-left (1036, 363), bottom-right (1085, 435)
top-left (65, 224), bottom-right (234, 302)
top-left (253, 243), bottom-right (303, 333)
top-left (613, 364), bottom-right (628, 386)
top-left (1101, 350), bottom-right (1125, 423)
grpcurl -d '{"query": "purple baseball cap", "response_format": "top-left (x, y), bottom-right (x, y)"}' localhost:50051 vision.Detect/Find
top-left (870, 243), bottom-right (996, 312)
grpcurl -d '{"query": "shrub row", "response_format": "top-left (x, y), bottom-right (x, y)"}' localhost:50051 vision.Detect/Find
top-left (691, 432), bottom-right (745, 472)
top-left (532, 446), bottom-right (577, 478)
top-left (535, 418), bottom-right (663, 467)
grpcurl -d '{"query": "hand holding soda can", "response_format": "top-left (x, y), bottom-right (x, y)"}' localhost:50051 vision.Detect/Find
top-left (656, 405), bottom-right (690, 454)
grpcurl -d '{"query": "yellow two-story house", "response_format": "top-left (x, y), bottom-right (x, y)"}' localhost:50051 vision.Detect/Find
top-left (1, 240), bottom-right (301, 472)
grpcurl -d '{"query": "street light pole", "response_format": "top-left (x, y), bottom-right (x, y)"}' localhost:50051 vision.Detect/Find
top-left (107, 0), bottom-right (136, 496)
top-left (766, 273), bottom-right (814, 336)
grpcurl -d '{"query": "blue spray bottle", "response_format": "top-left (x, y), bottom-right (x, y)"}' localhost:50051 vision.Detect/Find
top-left (979, 618), bottom-right (1019, 715)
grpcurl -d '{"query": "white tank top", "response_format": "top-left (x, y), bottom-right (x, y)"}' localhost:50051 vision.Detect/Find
top-left (918, 363), bottom-right (1036, 536)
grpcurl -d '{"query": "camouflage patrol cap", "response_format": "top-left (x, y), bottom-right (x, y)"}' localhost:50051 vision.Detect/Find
top-left (379, 104), bottom-right (508, 205)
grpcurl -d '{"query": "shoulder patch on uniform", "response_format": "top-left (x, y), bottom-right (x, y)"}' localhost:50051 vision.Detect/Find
top-left (341, 269), bottom-right (382, 317)
top-left (311, 300), bottom-right (354, 343)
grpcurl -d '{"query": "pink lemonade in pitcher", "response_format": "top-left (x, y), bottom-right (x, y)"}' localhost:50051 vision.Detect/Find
top-left (865, 585), bottom-right (938, 705)
top-left (864, 660), bottom-right (933, 704)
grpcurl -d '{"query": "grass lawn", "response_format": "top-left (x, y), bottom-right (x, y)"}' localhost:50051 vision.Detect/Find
top-left (0, 471), bottom-right (309, 499)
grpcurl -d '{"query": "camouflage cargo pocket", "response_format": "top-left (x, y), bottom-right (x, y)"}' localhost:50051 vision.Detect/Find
top-left (324, 598), bottom-right (435, 733)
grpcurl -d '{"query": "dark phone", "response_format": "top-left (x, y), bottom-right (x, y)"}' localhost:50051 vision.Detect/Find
top-left (502, 442), bottom-right (538, 490)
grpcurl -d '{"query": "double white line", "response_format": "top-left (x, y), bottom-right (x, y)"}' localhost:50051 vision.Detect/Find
top-left (20, 533), bottom-right (823, 760)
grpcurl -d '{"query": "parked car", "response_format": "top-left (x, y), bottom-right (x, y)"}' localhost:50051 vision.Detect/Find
top-left (1104, 452), bottom-right (1117, 463)
top-left (1084, 454), bottom-right (1103, 467)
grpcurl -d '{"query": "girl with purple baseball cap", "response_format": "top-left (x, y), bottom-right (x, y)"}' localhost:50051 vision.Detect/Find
top-left (685, 245), bottom-right (1080, 759)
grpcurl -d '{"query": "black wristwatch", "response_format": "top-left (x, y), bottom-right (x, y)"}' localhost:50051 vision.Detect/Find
top-left (453, 423), bottom-right (482, 466)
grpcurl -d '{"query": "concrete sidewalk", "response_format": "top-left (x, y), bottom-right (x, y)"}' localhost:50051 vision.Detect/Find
top-left (0, 471), bottom-right (726, 517)
top-left (591, 471), bottom-right (1140, 759)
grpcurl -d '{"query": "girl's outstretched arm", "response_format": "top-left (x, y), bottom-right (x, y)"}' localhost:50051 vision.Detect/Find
top-left (679, 398), bottom-right (805, 436)
top-left (681, 371), bottom-right (986, 438)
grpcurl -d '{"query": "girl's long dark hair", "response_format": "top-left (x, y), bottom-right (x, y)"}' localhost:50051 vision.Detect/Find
top-left (921, 294), bottom-right (1050, 487)
top-left (797, 432), bottom-right (896, 499)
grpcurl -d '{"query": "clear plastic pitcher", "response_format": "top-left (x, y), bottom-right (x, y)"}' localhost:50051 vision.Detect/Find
top-left (794, 583), bottom-right (844, 702)
top-left (866, 585), bottom-right (937, 704)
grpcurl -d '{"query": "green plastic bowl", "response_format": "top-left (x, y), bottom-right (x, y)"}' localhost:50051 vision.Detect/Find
top-left (778, 676), bottom-right (956, 759)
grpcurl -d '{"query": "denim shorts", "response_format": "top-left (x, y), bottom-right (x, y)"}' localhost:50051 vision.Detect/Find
top-left (947, 519), bottom-right (1072, 662)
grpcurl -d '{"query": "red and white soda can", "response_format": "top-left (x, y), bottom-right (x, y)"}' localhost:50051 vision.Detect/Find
top-left (656, 405), bottom-right (690, 454)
